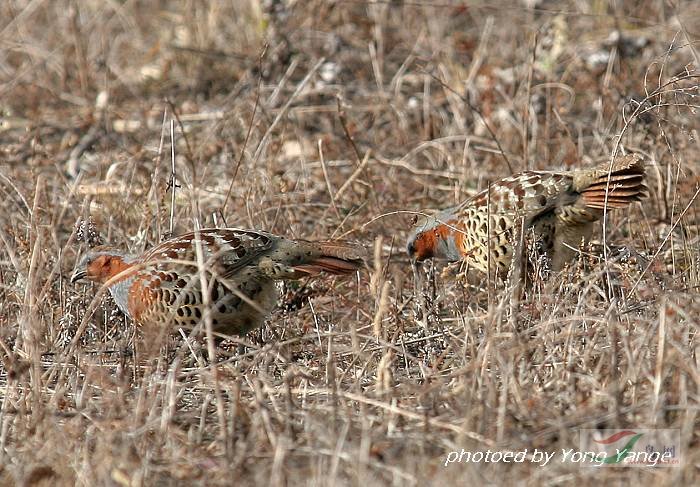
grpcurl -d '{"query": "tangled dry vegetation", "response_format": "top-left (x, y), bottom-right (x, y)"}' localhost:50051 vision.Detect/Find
top-left (1, 1), bottom-right (699, 485)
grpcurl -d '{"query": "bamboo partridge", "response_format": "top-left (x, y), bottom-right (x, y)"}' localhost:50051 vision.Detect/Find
top-left (407, 154), bottom-right (646, 274)
top-left (71, 228), bottom-right (364, 336)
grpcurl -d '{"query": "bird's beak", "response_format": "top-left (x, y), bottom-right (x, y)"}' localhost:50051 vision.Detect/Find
top-left (71, 269), bottom-right (87, 283)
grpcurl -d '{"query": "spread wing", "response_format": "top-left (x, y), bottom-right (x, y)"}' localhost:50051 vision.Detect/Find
top-left (141, 228), bottom-right (276, 278)
top-left (457, 171), bottom-right (577, 220)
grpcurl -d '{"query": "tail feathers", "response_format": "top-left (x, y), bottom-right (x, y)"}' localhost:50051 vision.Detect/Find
top-left (294, 256), bottom-right (362, 276)
top-left (314, 240), bottom-right (367, 262)
top-left (576, 154), bottom-right (647, 210)
top-left (293, 240), bottom-right (366, 276)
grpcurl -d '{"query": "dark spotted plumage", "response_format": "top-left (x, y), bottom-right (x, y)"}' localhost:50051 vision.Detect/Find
top-left (407, 154), bottom-right (646, 274)
top-left (72, 228), bottom-right (365, 337)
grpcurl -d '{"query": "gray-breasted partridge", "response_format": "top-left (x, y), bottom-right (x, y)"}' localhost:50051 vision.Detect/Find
top-left (407, 154), bottom-right (646, 274)
top-left (71, 228), bottom-right (364, 337)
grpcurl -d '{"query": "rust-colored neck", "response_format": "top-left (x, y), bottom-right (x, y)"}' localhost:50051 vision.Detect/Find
top-left (408, 215), bottom-right (465, 262)
top-left (87, 254), bottom-right (137, 285)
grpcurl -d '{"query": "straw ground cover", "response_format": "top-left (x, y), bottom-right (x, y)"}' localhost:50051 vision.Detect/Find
top-left (0, 1), bottom-right (698, 484)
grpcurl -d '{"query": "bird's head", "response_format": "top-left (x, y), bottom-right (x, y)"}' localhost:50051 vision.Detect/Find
top-left (406, 209), bottom-right (462, 265)
top-left (406, 215), bottom-right (439, 264)
top-left (71, 247), bottom-right (134, 285)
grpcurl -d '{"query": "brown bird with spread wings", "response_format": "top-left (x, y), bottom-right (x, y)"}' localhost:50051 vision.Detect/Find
top-left (72, 228), bottom-right (364, 337)
top-left (407, 154), bottom-right (646, 274)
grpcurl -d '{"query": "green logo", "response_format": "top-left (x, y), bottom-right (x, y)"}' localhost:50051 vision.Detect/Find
top-left (593, 430), bottom-right (644, 464)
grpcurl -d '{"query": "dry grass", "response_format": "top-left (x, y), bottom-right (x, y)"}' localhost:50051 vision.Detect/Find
top-left (1, 0), bottom-right (699, 485)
